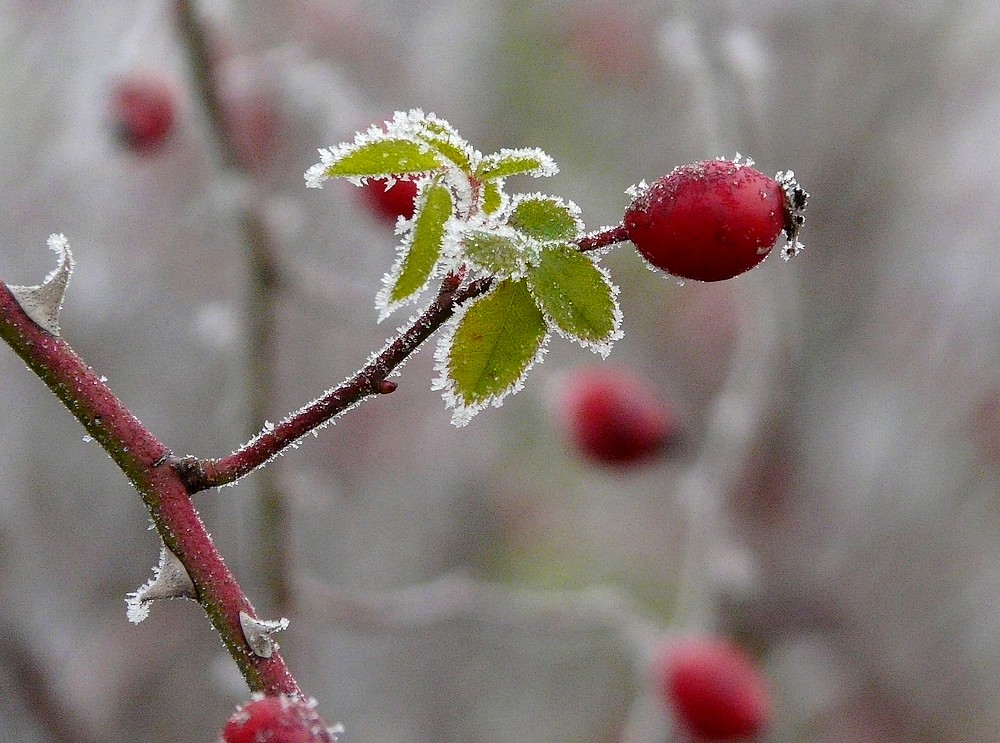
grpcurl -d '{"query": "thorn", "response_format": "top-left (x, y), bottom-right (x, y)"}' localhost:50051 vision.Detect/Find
top-left (125, 545), bottom-right (196, 624)
top-left (240, 611), bottom-right (289, 658)
top-left (9, 234), bottom-right (74, 336)
top-left (377, 380), bottom-right (398, 395)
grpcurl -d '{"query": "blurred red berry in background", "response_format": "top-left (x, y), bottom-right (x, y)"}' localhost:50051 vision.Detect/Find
top-left (562, 1), bottom-right (657, 85)
top-left (652, 636), bottom-right (773, 741)
top-left (357, 177), bottom-right (419, 225)
top-left (110, 73), bottom-right (179, 155)
top-left (558, 364), bottom-right (679, 467)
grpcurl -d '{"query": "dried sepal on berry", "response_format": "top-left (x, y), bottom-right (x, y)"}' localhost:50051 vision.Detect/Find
top-left (776, 169), bottom-right (809, 259)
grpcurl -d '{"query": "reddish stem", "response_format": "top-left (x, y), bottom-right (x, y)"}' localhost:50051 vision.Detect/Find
top-left (181, 275), bottom-right (493, 492)
top-left (177, 225), bottom-right (627, 493)
top-left (0, 281), bottom-right (300, 697)
top-left (578, 223), bottom-right (630, 252)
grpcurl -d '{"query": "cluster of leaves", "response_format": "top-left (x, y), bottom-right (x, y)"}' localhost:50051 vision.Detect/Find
top-left (306, 110), bottom-right (622, 425)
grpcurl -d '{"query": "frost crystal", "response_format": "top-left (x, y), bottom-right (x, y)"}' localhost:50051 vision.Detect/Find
top-left (304, 149), bottom-right (336, 188)
top-left (125, 545), bottom-right (196, 624)
top-left (9, 233), bottom-right (74, 336)
top-left (240, 610), bottom-right (290, 658)
top-left (624, 180), bottom-right (649, 200)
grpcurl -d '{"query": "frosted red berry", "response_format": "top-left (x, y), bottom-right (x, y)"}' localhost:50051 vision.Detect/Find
top-left (221, 695), bottom-right (338, 743)
top-left (559, 365), bottom-right (679, 467)
top-left (653, 637), bottom-right (772, 741)
top-left (624, 159), bottom-right (807, 282)
top-left (110, 74), bottom-right (178, 155)
top-left (358, 177), bottom-right (419, 224)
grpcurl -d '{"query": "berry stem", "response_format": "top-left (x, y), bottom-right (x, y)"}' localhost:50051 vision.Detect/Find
top-left (578, 223), bottom-right (629, 252)
top-left (178, 275), bottom-right (494, 492)
top-left (0, 281), bottom-right (301, 697)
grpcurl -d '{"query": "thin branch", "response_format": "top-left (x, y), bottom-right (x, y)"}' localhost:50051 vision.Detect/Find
top-left (0, 280), bottom-right (301, 698)
top-left (175, 221), bottom-right (630, 493)
top-left (175, 0), bottom-right (241, 169)
top-left (579, 223), bottom-right (629, 252)
top-left (178, 275), bottom-right (494, 492)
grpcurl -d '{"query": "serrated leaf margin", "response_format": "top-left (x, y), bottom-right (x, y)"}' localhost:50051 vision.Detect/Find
top-left (476, 147), bottom-right (558, 181)
top-left (507, 193), bottom-right (584, 242)
top-left (527, 246), bottom-right (623, 358)
top-left (375, 178), bottom-right (455, 321)
top-left (431, 280), bottom-right (549, 427)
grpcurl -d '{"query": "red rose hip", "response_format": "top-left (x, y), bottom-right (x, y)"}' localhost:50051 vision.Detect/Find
top-left (358, 176), bottom-right (419, 224)
top-left (624, 159), bottom-right (806, 282)
top-left (110, 73), bottom-right (178, 155)
top-left (653, 636), bottom-right (772, 741)
top-left (221, 694), bottom-right (339, 743)
top-left (558, 365), bottom-right (679, 467)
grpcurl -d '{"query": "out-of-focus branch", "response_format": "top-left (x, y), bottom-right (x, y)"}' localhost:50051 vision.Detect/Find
top-left (175, 0), bottom-right (241, 170)
top-left (174, 0), bottom-right (294, 609)
top-left (0, 621), bottom-right (103, 743)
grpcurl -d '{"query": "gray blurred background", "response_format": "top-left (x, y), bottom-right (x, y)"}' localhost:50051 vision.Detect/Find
top-left (2, 1), bottom-right (1000, 741)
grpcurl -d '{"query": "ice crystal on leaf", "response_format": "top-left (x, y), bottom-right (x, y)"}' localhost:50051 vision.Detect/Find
top-left (307, 111), bottom-right (622, 424)
top-left (432, 279), bottom-right (549, 427)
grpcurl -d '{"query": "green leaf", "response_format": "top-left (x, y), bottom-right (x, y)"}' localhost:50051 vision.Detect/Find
top-left (527, 244), bottom-right (619, 350)
top-left (444, 279), bottom-right (548, 414)
top-left (476, 147), bottom-right (557, 180)
top-left (379, 180), bottom-right (453, 312)
top-left (509, 195), bottom-right (581, 242)
top-left (461, 229), bottom-right (525, 276)
top-left (323, 138), bottom-right (444, 179)
top-left (415, 121), bottom-right (474, 173)
top-left (482, 180), bottom-right (504, 215)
